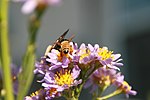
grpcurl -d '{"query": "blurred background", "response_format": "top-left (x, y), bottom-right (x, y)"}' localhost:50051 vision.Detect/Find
top-left (9, 0), bottom-right (150, 100)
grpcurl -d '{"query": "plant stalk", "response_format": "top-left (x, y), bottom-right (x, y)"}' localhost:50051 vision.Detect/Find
top-left (0, 0), bottom-right (14, 99)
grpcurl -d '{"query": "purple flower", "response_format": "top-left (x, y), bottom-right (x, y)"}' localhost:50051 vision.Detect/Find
top-left (34, 57), bottom-right (50, 75)
top-left (84, 67), bottom-right (117, 93)
top-left (112, 72), bottom-right (124, 87)
top-left (96, 47), bottom-right (123, 70)
top-left (14, 0), bottom-right (62, 14)
top-left (42, 65), bottom-right (82, 98)
top-left (84, 66), bottom-right (137, 98)
top-left (77, 44), bottom-right (122, 70)
top-left (29, 42), bottom-right (136, 99)
top-left (87, 44), bottom-right (99, 56)
top-left (78, 43), bottom-right (97, 64)
top-left (112, 75), bottom-right (137, 97)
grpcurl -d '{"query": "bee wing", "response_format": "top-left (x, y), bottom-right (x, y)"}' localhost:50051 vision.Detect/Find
top-left (57, 29), bottom-right (69, 42)
top-left (68, 34), bottom-right (75, 42)
top-left (51, 29), bottom-right (69, 50)
top-left (44, 45), bottom-right (52, 56)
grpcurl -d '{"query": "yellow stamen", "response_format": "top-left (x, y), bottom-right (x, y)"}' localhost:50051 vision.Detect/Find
top-left (121, 81), bottom-right (131, 93)
top-left (79, 48), bottom-right (90, 61)
top-left (55, 69), bottom-right (73, 86)
top-left (98, 47), bottom-right (113, 60)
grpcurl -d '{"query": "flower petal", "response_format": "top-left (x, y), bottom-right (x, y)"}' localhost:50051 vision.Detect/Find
top-left (21, 0), bottom-right (37, 14)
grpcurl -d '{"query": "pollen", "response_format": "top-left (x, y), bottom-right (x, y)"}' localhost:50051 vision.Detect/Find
top-left (80, 53), bottom-right (90, 60)
top-left (55, 69), bottom-right (74, 86)
top-left (98, 47), bottom-right (113, 60)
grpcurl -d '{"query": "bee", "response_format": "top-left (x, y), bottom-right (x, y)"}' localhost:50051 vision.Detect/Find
top-left (44, 29), bottom-right (74, 60)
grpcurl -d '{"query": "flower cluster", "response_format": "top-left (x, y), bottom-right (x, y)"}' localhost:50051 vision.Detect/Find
top-left (25, 42), bottom-right (137, 100)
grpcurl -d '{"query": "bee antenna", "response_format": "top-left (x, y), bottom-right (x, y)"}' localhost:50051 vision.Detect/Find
top-left (58, 29), bottom-right (69, 41)
top-left (69, 34), bottom-right (75, 42)
top-left (61, 29), bottom-right (69, 38)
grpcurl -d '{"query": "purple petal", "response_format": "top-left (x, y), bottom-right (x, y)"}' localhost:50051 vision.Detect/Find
top-left (127, 90), bottom-right (137, 95)
top-left (113, 62), bottom-right (123, 67)
top-left (105, 58), bottom-right (112, 64)
top-left (79, 43), bottom-right (86, 49)
top-left (44, 72), bottom-right (55, 83)
top-left (94, 44), bottom-right (99, 50)
top-left (48, 0), bottom-right (62, 6)
top-left (46, 58), bottom-right (57, 64)
top-left (73, 79), bottom-right (82, 86)
top-left (71, 65), bottom-right (80, 79)
top-left (113, 54), bottom-right (121, 61)
top-left (47, 53), bottom-right (57, 59)
top-left (62, 57), bottom-right (70, 68)
top-left (88, 44), bottom-right (94, 51)
top-left (81, 57), bottom-right (89, 64)
top-left (107, 64), bottom-right (120, 71)
top-left (21, 0), bottom-right (37, 14)
top-left (49, 64), bottom-right (60, 70)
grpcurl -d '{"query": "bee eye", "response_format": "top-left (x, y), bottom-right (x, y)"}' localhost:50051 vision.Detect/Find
top-left (63, 49), bottom-right (69, 54)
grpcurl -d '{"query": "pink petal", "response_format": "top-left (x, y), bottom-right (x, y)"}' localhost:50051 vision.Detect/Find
top-left (22, 0), bottom-right (38, 14)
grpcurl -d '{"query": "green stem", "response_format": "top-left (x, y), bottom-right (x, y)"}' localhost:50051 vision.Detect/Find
top-left (0, 0), bottom-right (14, 99)
top-left (96, 89), bottom-right (122, 100)
top-left (74, 84), bottom-right (83, 99)
top-left (17, 7), bottom-right (47, 100)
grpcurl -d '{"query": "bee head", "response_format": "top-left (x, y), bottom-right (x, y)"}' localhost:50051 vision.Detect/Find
top-left (61, 41), bottom-right (71, 54)
top-left (63, 48), bottom-right (69, 54)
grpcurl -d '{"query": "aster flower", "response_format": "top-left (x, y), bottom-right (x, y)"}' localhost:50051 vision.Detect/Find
top-left (84, 67), bottom-right (117, 93)
top-left (96, 47), bottom-right (123, 70)
top-left (84, 67), bottom-right (137, 99)
top-left (112, 74), bottom-right (137, 97)
top-left (78, 43), bottom-right (95, 64)
top-left (42, 65), bottom-right (82, 99)
top-left (27, 41), bottom-right (136, 100)
top-left (118, 81), bottom-right (137, 97)
top-left (14, 0), bottom-right (62, 14)
top-left (34, 57), bottom-right (50, 75)
top-left (77, 44), bottom-right (122, 70)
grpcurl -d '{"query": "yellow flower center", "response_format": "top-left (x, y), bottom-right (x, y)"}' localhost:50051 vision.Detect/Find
top-left (121, 81), bottom-right (132, 93)
top-left (98, 47), bottom-right (113, 60)
top-left (55, 70), bottom-right (74, 86)
top-left (99, 75), bottom-right (111, 87)
top-left (79, 48), bottom-right (90, 61)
